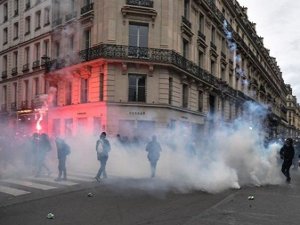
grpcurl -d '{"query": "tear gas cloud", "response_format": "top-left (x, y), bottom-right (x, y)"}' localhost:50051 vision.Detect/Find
top-left (0, 101), bottom-right (284, 194)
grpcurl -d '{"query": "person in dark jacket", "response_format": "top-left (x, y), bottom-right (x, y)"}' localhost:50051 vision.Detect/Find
top-left (145, 135), bottom-right (162, 178)
top-left (55, 137), bottom-right (70, 181)
top-left (95, 132), bottom-right (111, 182)
top-left (280, 138), bottom-right (295, 183)
top-left (35, 133), bottom-right (51, 177)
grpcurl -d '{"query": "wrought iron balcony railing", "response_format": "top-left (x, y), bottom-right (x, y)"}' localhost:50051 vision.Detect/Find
top-left (25, 2), bottom-right (30, 10)
top-left (23, 63), bottom-right (29, 72)
top-left (81, 3), bottom-right (94, 15)
top-left (32, 60), bottom-right (40, 69)
top-left (66, 11), bottom-right (77, 21)
top-left (126, 0), bottom-right (154, 8)
top-left (182, 16), bottom-right (191, 28)
top-left (198, 30), bottom-right (206, 41)
top-left (12, 67), bottom-right (18, 76)
top-left (1, 71), bottom-right (7, 79)
top-left (52, 18), bottom-right (62, 26)
top-left (210, 42), bottom-right (217, 50)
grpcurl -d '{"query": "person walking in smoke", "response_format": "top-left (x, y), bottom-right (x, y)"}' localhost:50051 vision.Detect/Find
top-left (95, 132), bottom-right (111, 182)
top-left (145, 135), bottom-right (162, 178)
top-left (54, 137), bottom-right (71, 181)
top-left (35, 133), bottom-right (52, 177)
top-left (280, 138), bottom-right (295, 183)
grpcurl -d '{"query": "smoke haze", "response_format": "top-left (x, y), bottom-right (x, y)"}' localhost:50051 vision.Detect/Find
top-left (0, 101), bottom-right (285, 194)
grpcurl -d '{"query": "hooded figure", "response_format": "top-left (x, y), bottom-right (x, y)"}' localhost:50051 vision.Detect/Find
top-left (280, 138), bottom-right (295, 183)
top-left (146, 135), bottom-right (162, 178)
top-left (95, 132), bottom-right (111, 182)
top-left (55, 137), bottom-right (70, 181)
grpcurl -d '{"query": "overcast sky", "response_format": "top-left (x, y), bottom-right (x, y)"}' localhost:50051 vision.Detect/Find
top-left (237, 0), bottom-right (300, 101)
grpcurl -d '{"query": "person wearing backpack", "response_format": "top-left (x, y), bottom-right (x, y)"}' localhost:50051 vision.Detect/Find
top-left (95, 132), bottom-right (111, 182)
top-left (54, 137), bottom-right (71, 181)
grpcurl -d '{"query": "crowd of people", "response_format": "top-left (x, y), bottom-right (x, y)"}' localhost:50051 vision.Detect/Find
top-left (1, 130), bottom-right (300, 183)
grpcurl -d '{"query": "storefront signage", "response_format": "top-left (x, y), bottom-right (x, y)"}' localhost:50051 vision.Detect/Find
top-left (129, 111), bottom-right (145, 115)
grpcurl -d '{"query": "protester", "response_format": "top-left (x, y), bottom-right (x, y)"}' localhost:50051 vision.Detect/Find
top-left (280, 138), bottom-right (295, 183)
top-left (145, 135), bottom-right (162, 178)
top-left (54, 137), bottom-right (71, 181)
top-left (95, 132), bottom-right (111, 182)
top-left (35, 133), bottom-right (51, 177)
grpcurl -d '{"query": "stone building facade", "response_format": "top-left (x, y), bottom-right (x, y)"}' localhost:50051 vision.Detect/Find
top-left (0, 0), bottom-right (298, 140)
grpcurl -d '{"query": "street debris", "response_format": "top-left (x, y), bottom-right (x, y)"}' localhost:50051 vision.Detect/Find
top-left (87, 192), bottom-right (94, 197)
top-left (47, 213), bottom-right (55, 219)
top-left (248, 195), bottom-right (254, 200)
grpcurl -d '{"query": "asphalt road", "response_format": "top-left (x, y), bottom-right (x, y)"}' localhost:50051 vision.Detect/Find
top-left (1, 170), bottom-right (300, 225)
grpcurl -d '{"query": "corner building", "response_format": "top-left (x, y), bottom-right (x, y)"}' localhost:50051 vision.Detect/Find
top-left (1, 0), bottom-right (291, 140)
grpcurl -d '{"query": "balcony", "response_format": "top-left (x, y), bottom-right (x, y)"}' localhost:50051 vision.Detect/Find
top-left (81, 3), bottom-right (94, 15)
top-left (1, 71), bottom-right (7, 79)
top-left (182, 16), bottom-right (191, 29)
top-left (25, 2), bottom-right (30, 10)
top-left (52, 18), bottom-right (62, 27)
top-left (41, 55), bottom-right (50, 67)
top-left (66, 11), bottom-right (77, 21)
top-left (11, 102), bottom-right (17, 111)
top-left (11, 67), bottom-right (18, 76)
top-left (32, 60), bottom-right (40, 69)
top-left (198, 30), bottom-right (206, 41)
top-left (35, 25), bottom-right (41, 31)
top-left (22, 63), bottom-right (29, 72)
top-left (126, 0), bottom-right (154, 8)
top-left (210, 42), bottom-right (217, 51)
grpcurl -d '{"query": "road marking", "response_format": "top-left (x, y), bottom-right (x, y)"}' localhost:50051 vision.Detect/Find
top-left (29, 177), bottom-right (78, 186)
top-left (0, 185), bottom-right (30, 196)
top-left (67, 175), bottom-right (93, 182)
top-left (3, 179), bottom-right (57, 190)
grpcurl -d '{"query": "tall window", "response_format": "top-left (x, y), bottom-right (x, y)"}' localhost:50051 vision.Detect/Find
top-left (222, 37), bottom-right (226, 53)
top-left (24, 80), bottom-right (29, 102)
top-left (69, 35), bottom-right (74, 51)
top-left (55, 42), bottom-right (60, 57)
top-left (35, 10), bottom-right (41, 30)
top-left (34, 78), bottom-right (39, 95)
top-left (211, 26), bottom-right (216, 44)
top-left (198, 90), bottom-right (203, 112)
top-left (99, 73), bottom-right (104, 101)
top-left (3, 28), bottom-right (8, 44)
top-left (25, 16), bottom-right (31, 34)
top-left (84, 29), bottom-right (91, 49)
top-left (35, 43), bottom-right (40, 60)
top-left (210, 60), bottom-right (216, 75)
top-left (13, 51), bottom-right (18, 68)
top-left (128, 23), bottom-right (148, 57)
top-left (199, 12), bottom-right (204, 33)
top-left (182, 84), bottom-right (188, 108)
top-left (3, 55), bottom-right (7, 72)
top-left (2, 86), bottom-right (7, 109)
top-left (65, 81), bottom-right (72, 105)
top-left (183, 39), bottom-right (189, 58)
top-left (44, 7), bottom-right (50, 25)
top-left (65, 119), bottom-right (73, 137)
top-left (14, 0), bottom-right (19, 16)
top-left (169, 77), bottom-right (173, 105)
top-left (128, 74), bottom-right (146, 102)
top-left (13, 22), bottom-right (19, 39)
top-left (43, 40), bottom-right (49, 56)
top-left (80, 79), bottom-right (88, 103)
top-left (25, 47), bottom-right (30, 64)
top-left (221, 67), bottom-right (226, 81)
top-left (198, 50), bottom-right (204, 68)
top-left (13, 83), bottom-right (17, 104)
top-left (184, 0), bottom-right (189, 18)
top-left (3, 3), bottom-right (8, 22)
